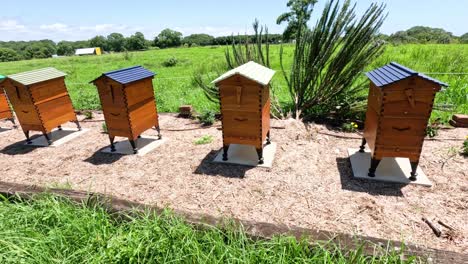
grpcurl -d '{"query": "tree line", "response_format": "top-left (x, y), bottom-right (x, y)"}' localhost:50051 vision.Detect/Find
top-left (0, 25), bottom-right (467, 63)
top-left (0, 30), bottom-right (283, 62)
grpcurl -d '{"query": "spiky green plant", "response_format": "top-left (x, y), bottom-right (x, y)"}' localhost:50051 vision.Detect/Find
top-left (280, 0), bottom-right (387, 119)
top-left (225, 19), bottom-right (271, 69)
top-left (195, 19), bottom-right (272, 105)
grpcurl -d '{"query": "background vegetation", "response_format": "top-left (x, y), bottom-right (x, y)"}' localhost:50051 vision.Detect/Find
top-left (0, 194), bottom-right (415, 263)
top-left (0, 44), bottom-right (466, 123)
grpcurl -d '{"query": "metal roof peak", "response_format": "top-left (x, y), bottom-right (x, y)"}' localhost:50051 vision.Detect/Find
top-left (366, 62), bottom-right (448, 88)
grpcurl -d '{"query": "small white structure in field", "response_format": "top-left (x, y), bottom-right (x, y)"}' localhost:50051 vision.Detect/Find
top-left (75, 47), bottom-right (102, 56)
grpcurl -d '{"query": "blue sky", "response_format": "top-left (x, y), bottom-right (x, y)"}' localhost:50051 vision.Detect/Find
top-left (0, 0), bottom-right (466, 41)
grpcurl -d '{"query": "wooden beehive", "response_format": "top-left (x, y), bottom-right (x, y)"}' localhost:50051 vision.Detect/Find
top-left (212, 61), bottom-right (275, 164)
top-left (360, 62), bottom-right (447, 181)
top-left (0, 75), bottom-right (15, 125)
top-left (92, 66), bottom-right (161, 154)
top-left (3, 68), bottom-right (80, 144)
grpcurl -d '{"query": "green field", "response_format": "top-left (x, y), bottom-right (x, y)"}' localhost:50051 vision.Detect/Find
top-left (0, 194), bottom-right (414, 263)
top-left (0, 44), bottom-right (466, 122)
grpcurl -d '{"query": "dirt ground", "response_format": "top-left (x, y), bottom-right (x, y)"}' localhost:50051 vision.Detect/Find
top-left (0, 113), bottom-right (467, 253)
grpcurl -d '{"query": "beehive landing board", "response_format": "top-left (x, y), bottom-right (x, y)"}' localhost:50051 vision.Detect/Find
top-left (101, 136), bottom-right (167, 156)
top-left (213, 143), bottom-right (277, 168)
top-left (347, 148), bottom-right (432, 187)
top-left (26, 128), bottom-right (89, 147)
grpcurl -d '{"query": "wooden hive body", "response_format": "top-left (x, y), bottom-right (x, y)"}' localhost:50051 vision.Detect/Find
top-left (361, 62), bottom-right (446, 180)
top-left (3, 69), bottom-right (79, 144)
top-left (219, 75), bottom-right (270, 149)
top-left (0, 88), bottom-right (14, 121)
top-left (213, 62), bottom-right (275, 164)
top-left (92, 66), bottom-right (160, 154)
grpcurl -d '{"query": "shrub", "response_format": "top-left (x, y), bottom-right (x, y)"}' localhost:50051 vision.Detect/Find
top-left (84, 111), bottom-right (93, 120)
top-left (162, 57), bottom-right (178, 67)
top-left (197, 110), bottom-right (216, 126)
top-left (194, 135), bottom-right (213, 145)
top-left (425, 120), bottom-right (441, 138)
top-left (462, 137), bottom-right (468, 156)
top-left (342, 122), bottom-right (359, 132)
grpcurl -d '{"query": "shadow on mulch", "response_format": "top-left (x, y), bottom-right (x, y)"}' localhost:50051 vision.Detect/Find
top-left (194, 150), bottom-right (253, 178)
top-left (84, 149), bottom-right (125, 165)
top-left (336, 157), bottom-right (405, 197)
top-left (0, 135), bottom-right (44, 155)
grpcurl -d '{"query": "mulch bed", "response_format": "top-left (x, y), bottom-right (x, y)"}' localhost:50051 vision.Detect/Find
top-left (0, 112), bottom-right (467, 253)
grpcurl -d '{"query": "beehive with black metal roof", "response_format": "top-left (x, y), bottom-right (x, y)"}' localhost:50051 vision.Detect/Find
top-left (92, 66), bottom-right (161, 154)
top-left (359, 62), bottom-right (448, 180)
top-left (0, 75), bottom-right (15, 126)
top-left (2, 68), bottom-right (80, 144)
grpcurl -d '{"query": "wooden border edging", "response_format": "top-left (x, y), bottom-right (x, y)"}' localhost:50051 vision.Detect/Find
top-left (0, 181), bottom-right (466, 264)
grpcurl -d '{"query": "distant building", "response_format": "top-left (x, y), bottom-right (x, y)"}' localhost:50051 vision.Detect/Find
top-left (75, 47), bottom-right (102, 56)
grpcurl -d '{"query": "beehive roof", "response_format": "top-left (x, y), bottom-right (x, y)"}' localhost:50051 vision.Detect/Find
top-left (212, 61), bottom-right (275, 86)
top-left (8, 67), bottom-right (66, 86)
top-left (99, 66), bottom-right (155, 85)
top-left (366, 62), bottom-right (448, 87)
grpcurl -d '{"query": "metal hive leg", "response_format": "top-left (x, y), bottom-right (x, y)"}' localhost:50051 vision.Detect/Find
top-left (409, 160), bottom-right (419, 181)
top-left (359, 138), bottom-right (367, 153)
top-left (129, 139), bottom-right (138, 154)
top-left (368, 158), bottom-right (381, 178)
top-left (222, 144), bottom-right (229, 161)
top-left (256, 147), bottom-right (264, 165)
top-left (109, 135), bottom-right (116, 152)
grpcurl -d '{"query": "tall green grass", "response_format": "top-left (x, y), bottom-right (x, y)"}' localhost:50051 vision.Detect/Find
top-left (0, 194), bottom-right (415, 263)
top-left (0, 44), bottom-right (466, 122)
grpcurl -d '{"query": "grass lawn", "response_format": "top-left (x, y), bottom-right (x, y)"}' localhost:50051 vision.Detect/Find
top-left (0, 44), bottom-right (466, 122)
top-left (0, 194), bottom-right (415, 263)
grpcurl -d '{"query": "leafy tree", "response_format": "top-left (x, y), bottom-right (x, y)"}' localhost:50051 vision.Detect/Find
top-left (388, 26), bottom-right (455, 44)
top-left (155, 29), bottom-right (182, 48)
top-left (0, 48), bottom-right (20, 62)
top-left (280, 0), bottom-right (386, 119)
top-left (107, 33), bottom-right (126, 52)
top-left (276, 0), bottom-right (317, 41)
top-left (56, 41), bottom-right (74, 56)
top-left (24, 42), bottom-right (56, 59)
top-left (460, 33), bottom-right (468, 44)
top-left (125, 32), bottom-right (148, 51)
top-left (183, 34), bottom-right (214, 46)
top-left (89, 35), bottom-right (107, 51)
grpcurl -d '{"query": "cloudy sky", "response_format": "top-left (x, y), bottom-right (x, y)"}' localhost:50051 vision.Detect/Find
top-left (1, 0), bottom-right (466, 42)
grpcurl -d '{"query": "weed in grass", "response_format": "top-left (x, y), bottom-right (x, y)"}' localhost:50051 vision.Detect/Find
top-left (162, 56), bottom-right (178, 67)
top-left (194, 135), bottom-right (213, 145)
top-left (102, 123), bottom-right (108, 133)
top-left (0, 194), bottom-right (417, 263)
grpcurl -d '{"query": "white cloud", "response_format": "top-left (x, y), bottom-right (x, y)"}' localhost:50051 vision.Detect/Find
top-left (0, 19), bottom-right (26, 31)
top-left (40, 23), bottom-right (69, 32)
top-left (79, 24), bottom-right (128, 33)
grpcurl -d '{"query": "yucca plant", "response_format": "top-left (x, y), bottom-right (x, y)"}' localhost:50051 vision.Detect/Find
top-left (225, 19), bottom-right (271, 69)
top-left (281, 0), bottom-right (387, 119)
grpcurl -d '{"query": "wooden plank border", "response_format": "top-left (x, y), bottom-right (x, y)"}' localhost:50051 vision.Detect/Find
top-left (0, 181), bottom-right (465, 264)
